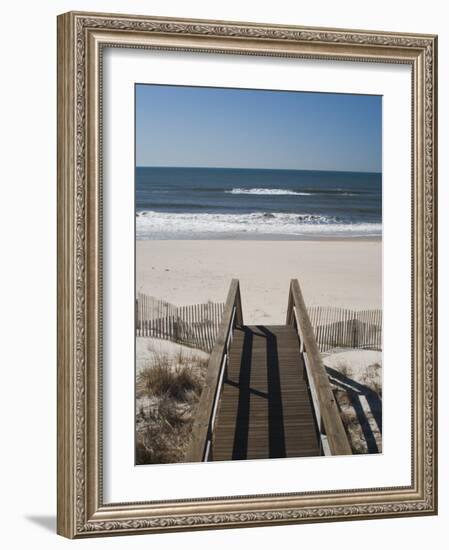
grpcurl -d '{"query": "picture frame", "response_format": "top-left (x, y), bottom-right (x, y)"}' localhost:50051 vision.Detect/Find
top-left (57, 11), bottom-right (438, 538)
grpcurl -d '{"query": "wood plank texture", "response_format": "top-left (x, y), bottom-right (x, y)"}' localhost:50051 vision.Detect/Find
top-left (287, 279), bottom-right (352, 455)
top-left (185, 280), bottom-right (242, 462)
top-left (212, 325), bottom-right (321, 461)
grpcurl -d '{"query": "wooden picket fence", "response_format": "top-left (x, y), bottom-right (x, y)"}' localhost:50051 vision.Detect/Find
top-left (136, 292), bottom-right (225, 352)
top-left (308, 306), bottom-right (382, 352)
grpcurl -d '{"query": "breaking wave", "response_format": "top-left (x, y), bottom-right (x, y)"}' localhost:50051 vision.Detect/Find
top-left (136, 210), bottom-right (381, 239)
top-left (226, 188), bottom-right (312, 196)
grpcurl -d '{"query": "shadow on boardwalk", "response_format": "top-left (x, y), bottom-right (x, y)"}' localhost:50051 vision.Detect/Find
top-left (213, 325), bottom-right (320, 461)
top-left (226, 327), bottom-right (287, 459)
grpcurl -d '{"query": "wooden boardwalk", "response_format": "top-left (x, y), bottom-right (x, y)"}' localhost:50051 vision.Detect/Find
top-left (212, 325), bottom-right (321, 461)
top-left (185, 279), bottom-right (352, 463)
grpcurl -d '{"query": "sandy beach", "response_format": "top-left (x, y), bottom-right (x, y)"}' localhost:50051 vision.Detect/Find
top-left (136, 238), bottom-right (381, 324)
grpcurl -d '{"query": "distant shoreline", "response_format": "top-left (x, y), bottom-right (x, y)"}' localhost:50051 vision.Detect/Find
top-left (136, 234), bottom-right (382, 242)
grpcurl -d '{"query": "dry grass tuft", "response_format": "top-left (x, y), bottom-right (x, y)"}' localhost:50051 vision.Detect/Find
top-left (137, 363), bottom-right (204, 402)
top-left (136, 396), bottom-right (193, 464)
top-left (326, 357), bottom-right (382, 455)
top-left (336, 389), bottom-right (376, 454)
top-left (136, 347), bottom-right (209, 465)
top-left (359, 362), bottom-right (382, 398)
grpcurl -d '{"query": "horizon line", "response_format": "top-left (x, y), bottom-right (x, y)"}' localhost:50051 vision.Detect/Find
top-left (135, 166), bottom-right (382, 175)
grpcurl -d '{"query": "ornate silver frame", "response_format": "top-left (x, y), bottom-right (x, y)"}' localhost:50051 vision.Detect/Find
top-left (57, 11), bottom-right (438, 538)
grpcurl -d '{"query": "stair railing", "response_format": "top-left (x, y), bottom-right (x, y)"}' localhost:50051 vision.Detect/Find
top-left (185, 279), bottom-right (243, 462)
top-left (287, 279), bottom-right (352, 456)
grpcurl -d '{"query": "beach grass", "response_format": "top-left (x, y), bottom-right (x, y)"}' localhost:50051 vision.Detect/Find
top-left (324, 352), bottom-right (382, 454)
top-left (136, 346), bottom-right (209, 465)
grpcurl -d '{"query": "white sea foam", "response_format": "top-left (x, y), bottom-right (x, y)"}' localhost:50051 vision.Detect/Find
top-left (136, 211), bottom-right (381, 239)
top-left (226, 188), bottom-right (312, 196)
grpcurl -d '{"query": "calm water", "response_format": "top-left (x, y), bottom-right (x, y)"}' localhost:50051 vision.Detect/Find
top-left (135, 167), bottom-right (382, 239)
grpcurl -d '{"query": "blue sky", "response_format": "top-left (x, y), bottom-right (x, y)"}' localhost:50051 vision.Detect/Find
top-left (136, 84), bottom-right (381, 172)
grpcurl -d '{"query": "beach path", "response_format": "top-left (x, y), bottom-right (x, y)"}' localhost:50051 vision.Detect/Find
top-left (212, 324), bottom-right (321, 461)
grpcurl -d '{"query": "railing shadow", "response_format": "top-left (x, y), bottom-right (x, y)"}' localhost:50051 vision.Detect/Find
top-left (326, 366), bottom-right (382, 454)
top-left (258, 326), bottom-right (286, 458)
top-left (232, 326), bottom-right (253, 460)
top-left (230, 326), bottom-right (286, 460)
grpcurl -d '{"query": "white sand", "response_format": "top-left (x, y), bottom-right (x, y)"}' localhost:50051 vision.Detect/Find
top-left (323, 349), bottom-right (382, 453)
top-left (136, 239), bottom-right (381, 324)
top-left (136, 337), bottom-right (209, 374)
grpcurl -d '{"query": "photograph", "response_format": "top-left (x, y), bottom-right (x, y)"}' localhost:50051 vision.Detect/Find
top-left (134, 84), bottom-right (383, 465)
top-left (55, 9), bottom-right (437, 538)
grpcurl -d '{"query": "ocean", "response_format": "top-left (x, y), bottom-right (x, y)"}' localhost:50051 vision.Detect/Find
top-left (135, 167), bottom-right (382, 240)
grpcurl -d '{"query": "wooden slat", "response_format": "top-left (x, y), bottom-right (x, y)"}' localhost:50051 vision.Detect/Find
top-left (135, 292), bottom-right (225, 352)
top-left (308, 305), bottom-right (382, 352)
